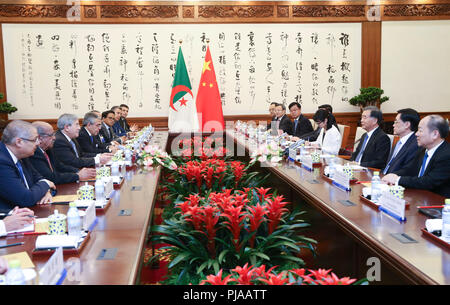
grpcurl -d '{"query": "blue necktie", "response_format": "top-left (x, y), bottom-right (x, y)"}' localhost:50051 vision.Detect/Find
top-left (70, 140), bottom-right (79, 158)
top-left (16, 161), bottom-right (29, 189)
top-left (90, 136), bottom-right (94, 144)
top-left (418, 152), bottom-right (428, 177)
top-left (355, 134), bottom-right (368, 163)
top-left (294, 119), bottom-right (298, 131)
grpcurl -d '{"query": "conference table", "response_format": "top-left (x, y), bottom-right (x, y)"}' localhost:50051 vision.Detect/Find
top-left (0, 131), bottom-right (169, 285)
top-left (227, 129), bottom-right (450, 285)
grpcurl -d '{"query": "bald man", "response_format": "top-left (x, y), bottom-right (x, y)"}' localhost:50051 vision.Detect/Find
top-left (27, 121), bottom-right (96, 184)
top-left (0, 120), bottom-right (55, 210)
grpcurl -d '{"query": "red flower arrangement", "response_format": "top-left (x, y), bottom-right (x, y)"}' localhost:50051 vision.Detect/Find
top-left (200, 264), bottom-right (360, 285)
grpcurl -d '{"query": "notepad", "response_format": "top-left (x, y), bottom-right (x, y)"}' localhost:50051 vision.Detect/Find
top-left (7, 218), bottom-right (49, 235)
top-left (35, 235), bottom-right (80, 250)
top-left (0, 251), bottom-right (35, 269)
top-left (52, 194), bottom-right (78, 203)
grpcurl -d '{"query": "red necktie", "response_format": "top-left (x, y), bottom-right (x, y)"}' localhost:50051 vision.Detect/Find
top-left (43, 150), bottom-right (54, 172)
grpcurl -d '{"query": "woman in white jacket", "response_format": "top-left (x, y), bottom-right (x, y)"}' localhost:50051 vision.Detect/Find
top-left (308, 109), bottom-right (342, 155)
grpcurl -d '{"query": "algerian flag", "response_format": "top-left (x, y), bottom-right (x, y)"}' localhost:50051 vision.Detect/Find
top-left (168, 46), bottom-right (199, 133)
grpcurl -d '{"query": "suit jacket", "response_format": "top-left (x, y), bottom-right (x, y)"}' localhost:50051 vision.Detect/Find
top-left (113, 121), bottom-right (127, 137)
top-left (269, 115), bottom-right (292, 135)
top-left (394, 141), bottom-right (450, 197)
top-left (119, 117), bottom-right (130, 132)
top-left (0, 142), bottom-right (50, 210)
top-left (53, 130), bottom-right (96, 169)
top-left (350, 127), bottom-right (390, 169)
top-left (77, 127), bottom-right (109, 154)
top-left (291, 115), bottom-right (314, 138)
top-left (383, 134), bottom-right (419, 174)
top-left (100, 123), bottom-right (122, 145)
top-left (27, 147), bottom-right (79, 185)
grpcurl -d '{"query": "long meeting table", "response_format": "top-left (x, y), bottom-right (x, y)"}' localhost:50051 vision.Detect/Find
top-left (0, 131), bottom-right (169, 285)
top-left (227, 129), bottom-right (450, 285)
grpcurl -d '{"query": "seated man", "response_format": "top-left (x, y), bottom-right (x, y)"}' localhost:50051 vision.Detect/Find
top-left (28, 121), bottom-right (96, 184)
top-left (382, 108), bottom-right (420, 174)
top-left (100, 110), bottom-right (125, 145)
top-left (0, 120), bottom-right (54, 210)
top-left (349, 106), bottom-right (390, 169)
top-left (268, 102), bottom-right (277, 121)
top-left (270, 103), bottom-right (293, 135)
top-left (382, 115), bottom-right (450, 197)
top-left (119, 104), bottom-right (138, 133)
top-left (111, 106), bottom-right (127, 137)
top-left (53, 113), bottom-right (112, 169)
top-left (77, 112), bottom-right (117, 154)
top-left (288, 102), bottom-right (313, 139)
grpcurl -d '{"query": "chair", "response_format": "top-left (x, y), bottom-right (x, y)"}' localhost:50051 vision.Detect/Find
top-left (387, 134), bottom-right (400, 156)
top-left (353, 127), bottom-right (365, 151)
top-left (337, 124), bottom-right (350, 150)
top-left (309, 119), bottom-right (317, 131)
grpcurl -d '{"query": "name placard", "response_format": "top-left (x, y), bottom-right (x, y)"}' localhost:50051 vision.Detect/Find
top-left (379, 191), bottom-right (406, 222)
top-left (332, 170), bottom-right (351, 191)
top-left (83, 201), bottom-right (96, 232)
top-left (301, 155), bottom-right (314, 171)
top-left (103, 177), bottom-right (114, 199)
top-left (39, 247), bottom-right (65, 285)
top-left (288, 148), bottom-right (297, 161)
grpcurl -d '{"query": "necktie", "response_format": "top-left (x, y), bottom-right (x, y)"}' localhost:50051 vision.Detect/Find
top-left (294, 119), bottom-right (298, 131)
top-left (90, 135), bottom-right (94, 144)
top-left (16, 161), bottom-right (29, 189)
top-left (43, 150), bottom-right (54, 172)
top-left (383, 140), bottom-right (402, 174)
top-left (355, 134), bottom-right (368, 163)
top-left (418, 152), bottom-right (428, 177)
top-left (70, 140), bottom-right (79, 158)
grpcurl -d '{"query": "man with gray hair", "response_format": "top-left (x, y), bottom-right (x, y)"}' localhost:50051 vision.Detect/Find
top-left (0, 120), bottom-right (55, 211)
top-left (383, 115), bottom-right (450, 197)
top-left (77, 112), bottom-right (118, 154)
top-left (350, 106), bottom-right (391, 169)
top-left (53, 113), bottom-right (112, 169)
top-left (28, 121), bottom-right (96, 184)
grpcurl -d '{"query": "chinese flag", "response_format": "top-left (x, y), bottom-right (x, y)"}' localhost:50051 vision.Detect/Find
top-left (196, 45), bottom-right (224, 132)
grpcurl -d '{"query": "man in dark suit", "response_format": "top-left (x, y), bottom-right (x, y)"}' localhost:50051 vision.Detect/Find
top-left (119, 104), bottom-right (138, 133)
top-left (0, 120), bottom-right (54, 210)
top-left (383, 115), bottom-right (450, 197)
top-left (100, 110), bottom-right (124, 145)
top-left (77, 112), bottom-right (117, 154)
top-left (53, 113), bottom-right (112, 169)
top-left (350, 106), bottom-right (391, 169)
top-left (28, 121), bottom-right (96, 185)
top-left (111, 106), bottom-right (127, 137)
top-left (382, 108), bottom-right (420, 174)
top-left (288, 102), bottom-right (314, 139)
top-left (271, 103), bottom-right (293, 135)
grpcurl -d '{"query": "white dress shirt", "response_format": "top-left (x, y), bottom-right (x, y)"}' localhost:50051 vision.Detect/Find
top-left (311, 125), bottom-right (342, 155)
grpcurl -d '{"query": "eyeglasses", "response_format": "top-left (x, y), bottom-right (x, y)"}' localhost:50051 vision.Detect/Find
top-left (20, 137), bottom-right (40, 144)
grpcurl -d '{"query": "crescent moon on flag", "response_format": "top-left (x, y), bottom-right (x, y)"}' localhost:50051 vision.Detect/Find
top-left (170, 85), bottom-right (193, 112)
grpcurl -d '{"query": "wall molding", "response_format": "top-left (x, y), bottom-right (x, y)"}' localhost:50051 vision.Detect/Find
top-left (0, 1), bottom-right (449, 23)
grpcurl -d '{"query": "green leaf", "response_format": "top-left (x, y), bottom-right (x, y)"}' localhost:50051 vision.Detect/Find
top-left (168, 252), bottom-right (192, 269)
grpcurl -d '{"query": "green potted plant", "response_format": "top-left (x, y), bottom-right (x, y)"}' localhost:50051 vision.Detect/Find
top-left (0, 93), bottom-right (17, 114)
top-left (0, 93), bottom-right (17, 132)
top-left (349, 87), bottom-right (389, 111)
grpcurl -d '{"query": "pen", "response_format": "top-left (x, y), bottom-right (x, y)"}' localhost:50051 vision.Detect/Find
top-left (0, 242), bottom-right (24, 249)
top-left (417, 205), bottom-right (444, 209)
